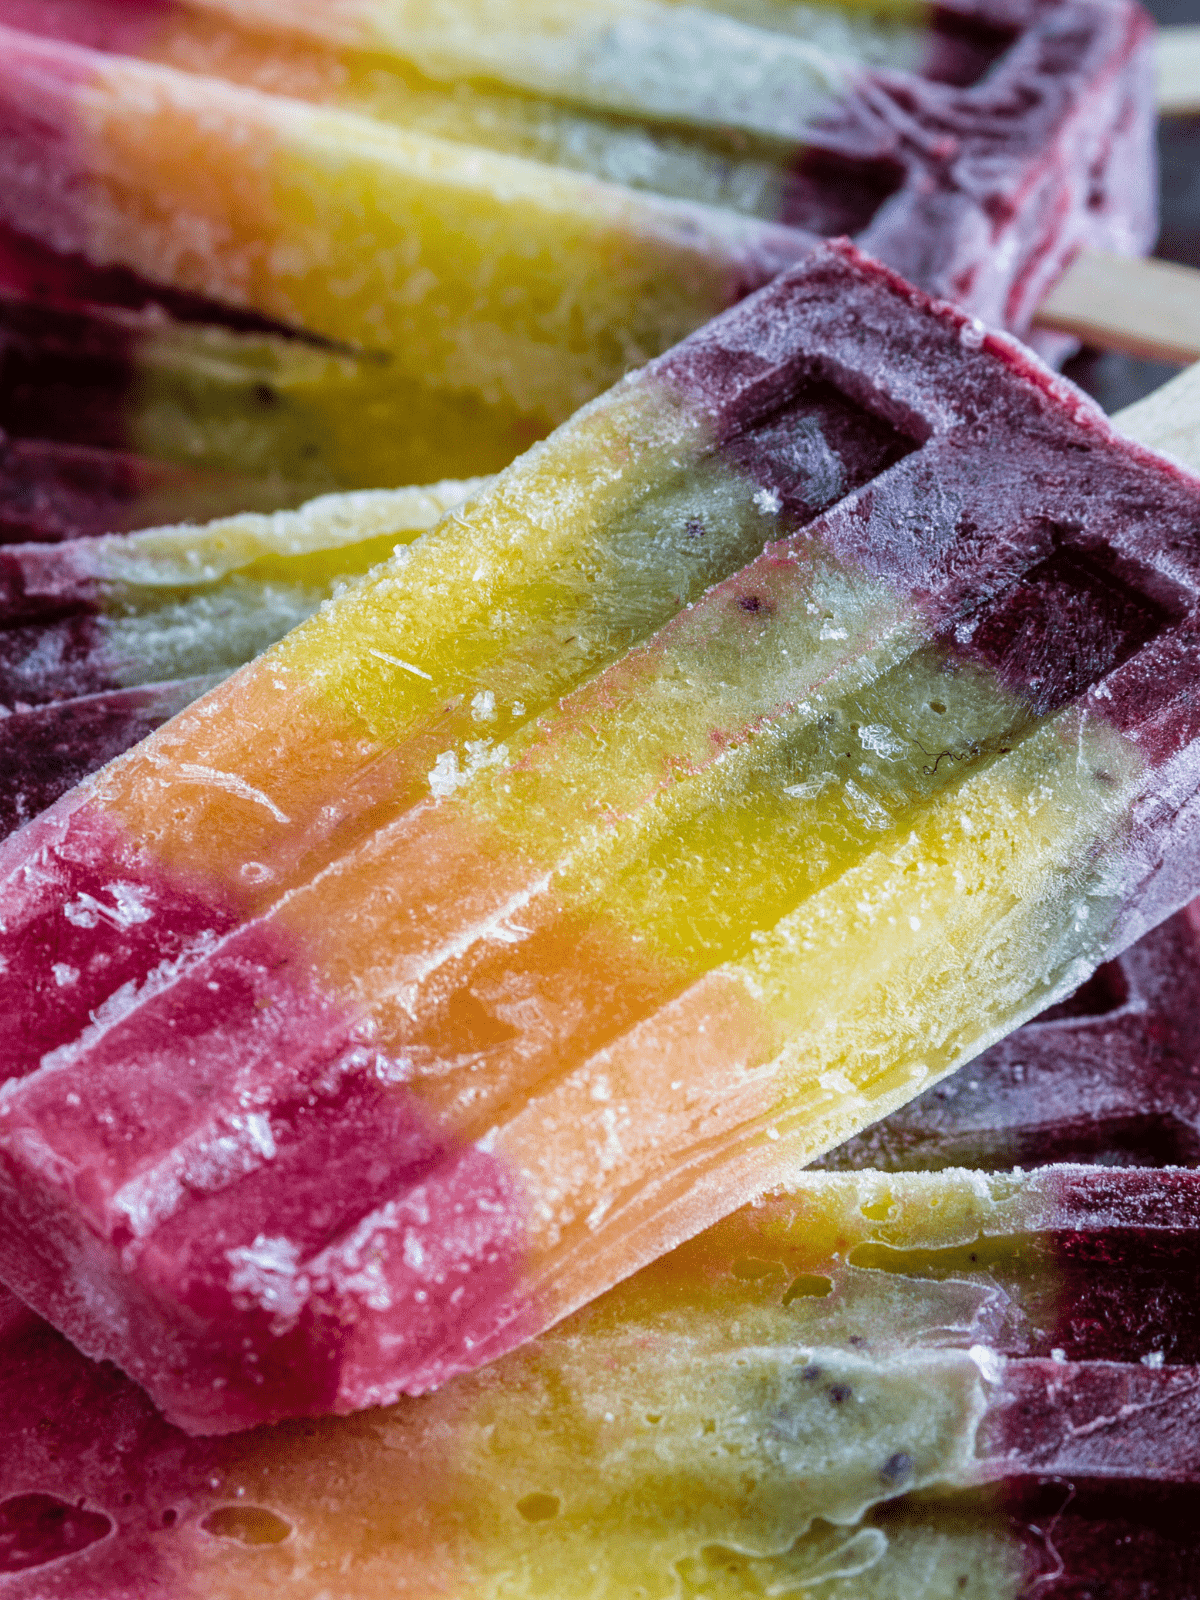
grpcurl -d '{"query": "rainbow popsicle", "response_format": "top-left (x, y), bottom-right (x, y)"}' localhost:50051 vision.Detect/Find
top-left (0, 480), bottom-right (480, 836)
top-left (141, 0), bottom-right (1161, 346)
top-left (1, 1164), bottom-right (1199, 1597)
top-left (0, 0), bottom-right (1155, 407)
top-left (0, 226), bottom-right (538, 495)
top-left (2, 243), bottom-right (1200, 1432)
top-left (0, 18), bottom-right (810, 448)
top-left (0, 478), bottom-right (482, 708)
top-left (822, 895), bottom-right (1200, 1173)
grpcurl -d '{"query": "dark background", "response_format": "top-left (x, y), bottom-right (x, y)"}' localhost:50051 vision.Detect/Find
top-left (1064, 0), bottom-right (1200, 410)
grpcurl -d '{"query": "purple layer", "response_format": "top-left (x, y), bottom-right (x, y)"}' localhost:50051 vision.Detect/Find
top-left (0, 434), bottom-right (305, 542)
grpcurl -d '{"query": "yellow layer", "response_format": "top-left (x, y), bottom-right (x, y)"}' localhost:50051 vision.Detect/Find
top-left (497, 705), bottom-right (1139, 1319)
top-left (72, 49), bottom-right (781, 421)
top-left (83, 479), bottom-right (484, 588)
top-left (92, 373), bottom-right (731, 905)
top-left (130, 315), bottom-right (540, 486)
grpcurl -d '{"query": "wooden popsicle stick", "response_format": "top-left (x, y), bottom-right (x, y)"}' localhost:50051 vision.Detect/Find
top-left (1032, 249), bottom-right (1200, 365)
top-left (1158, 24), bottom-right (1200, 114)
top-left (1114, 359), bottom-right (1200, 474)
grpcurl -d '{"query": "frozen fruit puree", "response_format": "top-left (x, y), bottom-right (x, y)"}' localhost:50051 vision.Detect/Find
top-left (823, 895), bottom-right (1200, 1173)
top-left (0, 15), bottom-right (809, 445)
top-left (0, 480), bottom-right (481, 836)
top-left (0, 479), bottom-right (482, 710)
top-left (0, 1165), bottom-right (1198, 1597)
top-left (2, 243), bottom-right (1200, 1433)
top-left (0, 0), bottom-right (1155, 444)
top-left (0, 226), bottom-right (539, 496)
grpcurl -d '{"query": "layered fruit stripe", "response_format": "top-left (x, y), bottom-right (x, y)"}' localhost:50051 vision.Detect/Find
top-left (0, 14), bottom-right (810, 446)
top-left (0, 433), bottom-right (309, 544)
top-left (4, 243), bottom-right (1200, 1433)
top-left (0, 0), bottom-right (1155, 451)
top-left (150, 0), bottom-right (1159, 342)
top-left (822, 895), bottom-right (1200, 1172)
top-left (0, 480), bottom-right (480, 834)
top-left (0, 478), bottom-right (481, 709)
top-left (0, 678), bottom-right (223, 843)
top-left (0, 227), bottom-right (540, 499)
top-left (2, 1165), bottom-right (1200, 1597)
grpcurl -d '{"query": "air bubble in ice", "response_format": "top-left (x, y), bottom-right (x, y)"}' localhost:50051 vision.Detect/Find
top-left (783, 1273), bottom-right (833, 1305)
top-left (516, 1494), bottom-right (560, 1523)
top-left (879, 1451), bottom-right (914, 1486)
top-left (0, 1494), bottom-right (112, 1574)
top-left (200, 1507), bottom-right (292, 1546)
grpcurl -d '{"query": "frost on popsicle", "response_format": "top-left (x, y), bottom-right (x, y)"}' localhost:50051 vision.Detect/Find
top-left (0, 479), bottom-right (483, 836)
top-left (2, 243), bottom-right (1200, 1431)
top-left (820, 894), bottom-right (1200, 1173)
top-left (0, 478), bottom-right (484, 707)
top-left (1, 1166), bottom-right (1199, 1597)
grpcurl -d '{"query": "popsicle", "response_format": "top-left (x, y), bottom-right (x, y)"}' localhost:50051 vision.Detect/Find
top-left (0, 20), bottom-right (814, 447)
top-left (0, 226), bottom-right (538, 495)
top-left (0, 0), bottom-right (1154, 441)
top-left (3, 242), bottom-right (1200, 1432)
top-left (0, 678), bottom-right (224, 843)
top-left (0, 480), bottom-right (481, 839)
top-left (0, 478), bottom-right (482, 709)
top-left (821, 896), bottom-right (1200, 1173)
top-left (1, 1164), bottom-right (1199, 1597)
top-left (0, 434), bottom-right (305, 543)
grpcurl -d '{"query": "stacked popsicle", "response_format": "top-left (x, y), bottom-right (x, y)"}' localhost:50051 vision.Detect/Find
top-left (3, 243), bottom-right (1200, 1441)
top-left (823, 893), bottom-right (1200, 1173)
top-left (0, 0), bottom-right (1157, 345)
top-left (0, 478), bottom-right (482, 835)
top-left (3, 1164), bottom-right (1200, 1596)
top-left (0, 225), bottom-right (534, 533)
top-left (0, 0), bottom-right (1157, 510)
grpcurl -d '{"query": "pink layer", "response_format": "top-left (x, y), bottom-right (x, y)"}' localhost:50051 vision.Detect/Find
top-left (0, 872), bottom-right (535, 1432)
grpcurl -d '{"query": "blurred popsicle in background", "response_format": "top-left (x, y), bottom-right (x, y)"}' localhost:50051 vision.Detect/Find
top-left (0, 0), bottom-right (1161, 509)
